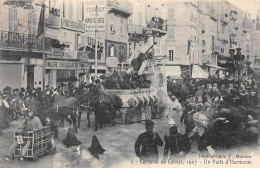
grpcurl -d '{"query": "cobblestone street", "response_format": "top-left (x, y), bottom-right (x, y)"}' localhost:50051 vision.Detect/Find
top-left (0, 112), bottom-right (260, 168)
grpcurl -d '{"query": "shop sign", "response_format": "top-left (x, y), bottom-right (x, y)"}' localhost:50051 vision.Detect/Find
top-left (45, 60), bottom-right (77, 70)
top-left (46, 13), bottom-right (61, 29)
top-left (30, 59), bottom-right (43, 66)
top-left (0, 56), bottom-right (21, 61)
top-left (61, 18), bottom-right (85, 32)
top-left (85, 0), bottom-right (106, 34)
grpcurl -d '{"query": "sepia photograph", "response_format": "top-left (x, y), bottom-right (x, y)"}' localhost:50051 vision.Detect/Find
top-left (0, 0), bottom-right (260, 168)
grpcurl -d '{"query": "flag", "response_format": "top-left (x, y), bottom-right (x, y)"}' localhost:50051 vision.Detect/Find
top-left (37, 4), bottom-right (45, 39)
top-left (187, 39), bottom-right (191, 55)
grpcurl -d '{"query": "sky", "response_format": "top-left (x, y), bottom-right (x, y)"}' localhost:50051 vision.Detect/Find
top-left (228, 0), bottom-right (260, 20)
top-left (146, 0), bottom-right (260, 20)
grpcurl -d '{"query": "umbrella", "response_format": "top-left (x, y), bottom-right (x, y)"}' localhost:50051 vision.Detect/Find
top-left (68, 76), bottom-right (79, 82)
top-left (57, 77), bottom-right (68, 82)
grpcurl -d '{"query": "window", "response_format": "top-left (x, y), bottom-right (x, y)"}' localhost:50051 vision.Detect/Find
top-left (168, 27), bottom-right (175, 39)
top-left (76, 1), bottom-right (82, 21)
top-left (110, 13), bottom-right (114, 25)
top-left (63, 0), bottom-right (66, 17)
top-left (68, 1), bottom-right (73, 19)
top-left (109, 44), bottom-right (116, 57)
top-left (120, 18), bottom-right (123, 36)
top-left (28, 11), bottom-right (36, 35)
top-left (139, 11), bottom-right (142, 26)
top-left (168, 8), bottom-right (174, 18)
top-left (8, 7), bottom-right (17, 32)
top-left (169, 50), bottom-right (174, 61)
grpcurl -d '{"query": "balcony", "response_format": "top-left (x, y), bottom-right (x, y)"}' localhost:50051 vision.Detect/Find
top-left (230, 11), bottom-right (237, 21)
top-left (229, 27), bottom-right (237, 37)
top-left (220, 14), bottom-right (229, 26)
top-left (210, 12), bottom-right (218, 21)
top-left (107, 0), bottom-right (133, 16)
top-left (146, 17), bottom-right (167, 36)
top-left (0, 31), bottom-right (51, 52)
top-left (128, 24), bottom-right (143, 34)
top-left (217, 34), bottom-right (229, 43)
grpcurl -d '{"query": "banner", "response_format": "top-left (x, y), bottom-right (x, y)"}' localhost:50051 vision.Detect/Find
top-left (85, 0), bottom-right (106, 34)
top-left (45, 60), bottom-right (77, 70)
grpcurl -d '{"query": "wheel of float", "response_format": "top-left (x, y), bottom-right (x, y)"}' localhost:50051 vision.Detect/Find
top-left (33, 153), bottom-right (38, 162)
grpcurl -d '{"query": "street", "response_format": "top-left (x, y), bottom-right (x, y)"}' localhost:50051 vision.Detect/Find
top-left (1, 112), bottom-right (260, 168)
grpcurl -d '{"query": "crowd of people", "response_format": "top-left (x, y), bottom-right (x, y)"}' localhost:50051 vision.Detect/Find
top-left (134, 75), bottom-right (260, 163)
top-left (0, 74), bottom-right (259, 164)
top-left (166, 75), bottom-right (258, 108)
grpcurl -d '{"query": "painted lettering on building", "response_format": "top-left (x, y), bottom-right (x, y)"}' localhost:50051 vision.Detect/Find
top-left (85, 0), bottom-right (106, 34)
top-left (45, 60), bottom-right (77, 70)
top-left (61, 18), bottom-right (85, 32)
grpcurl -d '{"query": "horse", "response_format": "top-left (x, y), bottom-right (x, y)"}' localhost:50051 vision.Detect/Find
top-left (84, 86), bottom-right (122, 131)
top-left (51, 93), bottom-right (81, 133)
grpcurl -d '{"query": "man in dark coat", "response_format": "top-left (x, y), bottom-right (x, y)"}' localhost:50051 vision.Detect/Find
top-left (163, 126), bottom-right (190, 160)
top-left (135, 119), bottom-right (163, 162)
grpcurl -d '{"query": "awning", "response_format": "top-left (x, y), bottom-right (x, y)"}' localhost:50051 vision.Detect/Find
top-left (206, 64), bottom-right (226, 70)
top-left (91, 65), bottom-right (107, 70)
top-left (165, 66), bottom-right (181, 78)
top-left (248, 66), bottom-right (260, 76)
top-left (192, 65), bottom-right (209, 78)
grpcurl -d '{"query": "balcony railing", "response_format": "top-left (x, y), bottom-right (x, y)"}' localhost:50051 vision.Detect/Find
top-left (0, 31), bottom-right (51, 51)
top-left (147, 17), bottom-right (167, 32)
top-left (107, 0), bottom-right (133, 16)
top-left (217, 34), bottom-right (229, 43)
top-left (220, 15), bottom-right (229, 26)
top-left (230, 11), bottom-right (237, 21)
top-left (128, 24), bottom-right (144, 34)
top-left (229, 27), bottom-right (237, 37)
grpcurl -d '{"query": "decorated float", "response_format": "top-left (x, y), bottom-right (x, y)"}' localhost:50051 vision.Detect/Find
top-left (102, 26), bottom-right (169, 124)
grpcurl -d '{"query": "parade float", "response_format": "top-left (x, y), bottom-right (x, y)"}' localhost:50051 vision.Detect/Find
top-left (102, 25), bottom-right (169, 124)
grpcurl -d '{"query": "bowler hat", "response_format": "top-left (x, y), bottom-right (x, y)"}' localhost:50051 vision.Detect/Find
top-left (170, 126), bottom-right (178, 135)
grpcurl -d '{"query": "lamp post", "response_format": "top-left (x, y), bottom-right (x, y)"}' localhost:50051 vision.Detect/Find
top-left (246, 56), bottom-right (252, 77)
top-left (95, 5), bottom-right (98, 80)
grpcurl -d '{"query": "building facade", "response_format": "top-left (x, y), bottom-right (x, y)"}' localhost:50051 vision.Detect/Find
top-left (164, 0), bottom-right (256, 78)
top-left (0, 1), bottom-right (49, 90)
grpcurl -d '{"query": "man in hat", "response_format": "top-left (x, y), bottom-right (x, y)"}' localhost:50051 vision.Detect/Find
top-left (135, 119), bottom-right (163, 163)
top-left (163, 126), bottom-right (189, 160)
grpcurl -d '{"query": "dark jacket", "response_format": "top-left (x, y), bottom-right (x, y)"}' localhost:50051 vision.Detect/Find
top-left (163, 134), bottom-right (190, 159)
top-left (135, 132), bottom-right (163, 161)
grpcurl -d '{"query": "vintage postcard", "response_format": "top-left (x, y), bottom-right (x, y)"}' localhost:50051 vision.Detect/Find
top-left (0, 0), bottom-right (260, 168)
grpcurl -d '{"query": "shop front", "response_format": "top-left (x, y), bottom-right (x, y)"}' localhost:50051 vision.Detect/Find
top-left (45, 59), bottom-right (78, 88)
top-left (0, 50), bottom-right (46, 90)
